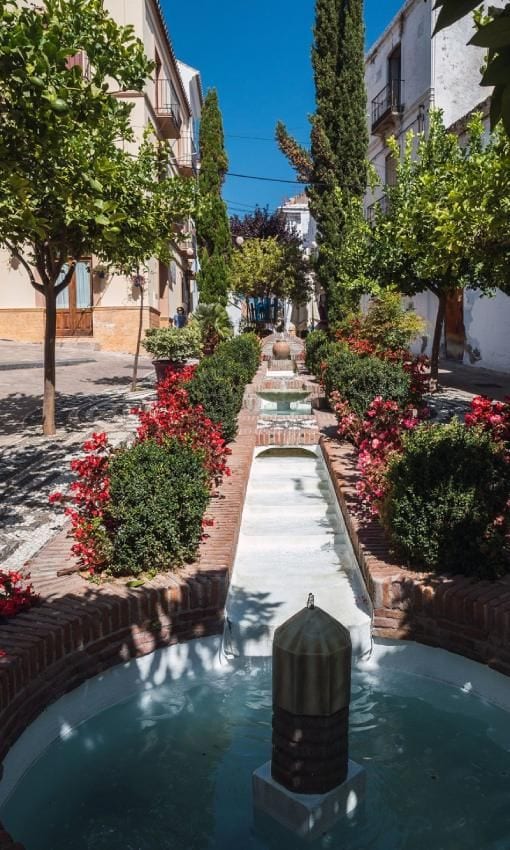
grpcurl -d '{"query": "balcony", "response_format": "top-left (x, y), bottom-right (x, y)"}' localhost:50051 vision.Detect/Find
top-left (176, 134), bottom-right (199, 177)
top-left (155, 78), bottom-right (182, 139)
top-left (365, 195), bottom-right (390, 226)
top-left (371, 80), bottom-right (404, 135)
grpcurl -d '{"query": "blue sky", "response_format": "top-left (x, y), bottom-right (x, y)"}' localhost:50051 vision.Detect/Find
top-left (164, 0), bottom-right (403, 214)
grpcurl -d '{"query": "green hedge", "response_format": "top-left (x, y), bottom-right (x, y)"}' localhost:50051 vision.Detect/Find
top-left (305, 330), bottom-right (332, 376)
top-left (381, 421), bottom-right (510, 578)
top-left (188, 332), bottom-right (260, 442)
top-left (322, 346), bottom-right (411, 417)
top-left (105, 438), bottom-right (210, 577)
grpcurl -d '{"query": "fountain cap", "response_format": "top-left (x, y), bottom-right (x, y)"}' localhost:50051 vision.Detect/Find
top-left (272, 598), bottom-right (352, 717)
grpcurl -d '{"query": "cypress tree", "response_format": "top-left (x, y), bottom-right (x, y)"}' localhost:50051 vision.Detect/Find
top-left (197, 89), bottom-right (231, 305)
top-left (277, 0), bottom-right (368, 320)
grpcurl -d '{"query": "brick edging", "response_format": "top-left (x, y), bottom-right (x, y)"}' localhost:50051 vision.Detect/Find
top-left (320, 433), bottom-right (510, 677)
top-left (0, 373), bottom-right (264, 847)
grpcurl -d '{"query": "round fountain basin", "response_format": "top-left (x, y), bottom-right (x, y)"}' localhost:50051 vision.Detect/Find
top-left (2, 644), bottom-right (510, 850)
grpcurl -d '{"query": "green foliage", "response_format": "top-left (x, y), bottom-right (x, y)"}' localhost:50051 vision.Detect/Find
top-left (336, 291), bottom-right (425, 352)
top-left (197, 90), bottom-right (231, 305)
top-left (0, 0), bottom-right (196, 433)
top-left (188, 334), bottom-right (260, 441)
top-left (382, 420), bottom-right (510, 578)
top-left (305, 329), bottom-right (332, 374)
top-left (106, 438), bottom-right (210, 577)
top-left (370, 109), bottom-right (510, 377)
top-left (322, 347), bottom-right (411, 417)
top-left (143, 320), bottom-right (202, 362)
top-left (231, 237), bottom-right (310, 303)
top-left (276, 0), bottom-right (368, 317)
top-left (193, 302), bottom-right (233, 352)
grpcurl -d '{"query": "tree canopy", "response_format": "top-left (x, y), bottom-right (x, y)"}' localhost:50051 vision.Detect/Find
top-left (370, 109), bottom-right (510, 378)
top-left (230, 237), bottom-right (310, 304)
top-left (0, 0), bottom-right (196, 433)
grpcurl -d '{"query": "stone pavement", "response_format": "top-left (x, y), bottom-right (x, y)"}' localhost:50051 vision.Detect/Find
top-left (0, 342), bottom-right (155, 569)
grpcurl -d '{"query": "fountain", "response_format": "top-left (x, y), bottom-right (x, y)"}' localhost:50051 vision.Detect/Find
top-left (257, 389), bottom-right (312, 416)
top-left (253, 595), bottom-right (366, 839)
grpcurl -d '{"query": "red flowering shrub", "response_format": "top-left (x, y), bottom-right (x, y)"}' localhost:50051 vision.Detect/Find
top-left (356, 397), bottom-right (425, 514)
top-left (133, 367), bottom-right (231, 485)
top-left (55, 369), bottom-right (232, 576)
top-left (465, 396), bottom-right (510, 458)
top-left (0, 570), bottom-right (38, 618)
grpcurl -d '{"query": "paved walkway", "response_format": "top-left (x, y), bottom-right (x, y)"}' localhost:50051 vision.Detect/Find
top-left (0, 342), bottom-right (154, 569)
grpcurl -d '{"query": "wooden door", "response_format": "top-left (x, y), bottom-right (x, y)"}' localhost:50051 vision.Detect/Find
top-left (56, 261), bottom-right (93, 337)
top-left (445, 289), bottom-right (465, 362)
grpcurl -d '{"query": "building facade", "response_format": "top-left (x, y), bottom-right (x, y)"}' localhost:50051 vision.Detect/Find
top-left (365, 0), bottom-right (510, 373)
top-left (0, 0), bottom-right (202, 353)
top-left (279, 192), bottom-right (318, 332)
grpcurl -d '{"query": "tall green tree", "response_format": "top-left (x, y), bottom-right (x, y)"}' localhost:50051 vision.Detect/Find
top-left (0, 0), bottom-right (195, 434)
top-left (197, 90), bottom-right (231, 306)
top-left (277, 0), bottom-right (368, 320)
top-left (371, 110), bottom-right (510, 381)
top-left (230, 237), bottom-right (310, 305)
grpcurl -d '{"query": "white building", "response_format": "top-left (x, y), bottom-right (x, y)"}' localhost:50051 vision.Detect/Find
top-left (279, 192), bottom-right (318, 332)
top-left (365, 0), bottom-right (510, 373)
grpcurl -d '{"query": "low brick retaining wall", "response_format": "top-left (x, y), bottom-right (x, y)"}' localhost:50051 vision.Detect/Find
top-left (320, 432), bottom-right (510, 677)
top-left (0, 381), bottom-right (261, 847)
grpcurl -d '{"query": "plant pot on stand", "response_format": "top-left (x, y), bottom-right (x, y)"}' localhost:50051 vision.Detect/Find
top-left (143, 322), bottom-right (203, 384)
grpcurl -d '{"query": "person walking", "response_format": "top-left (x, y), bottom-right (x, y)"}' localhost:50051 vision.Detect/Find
top-left (173, 306), bottom-right (187, 328)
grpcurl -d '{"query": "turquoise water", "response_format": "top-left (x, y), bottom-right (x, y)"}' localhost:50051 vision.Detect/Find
top-left (3, 661), bottom-right (510, 850)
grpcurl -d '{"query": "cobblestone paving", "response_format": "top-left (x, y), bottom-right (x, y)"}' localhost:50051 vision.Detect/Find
top-left (0, 342), bottom-right (155, 569)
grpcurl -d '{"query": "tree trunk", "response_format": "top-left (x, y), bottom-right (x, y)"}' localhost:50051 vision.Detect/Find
top-left (430, 290), bottom-right (447, 387)
top-left (131, 282), bottom-right (145, 392)
top-left (43, 285), bottom-right (57, 436)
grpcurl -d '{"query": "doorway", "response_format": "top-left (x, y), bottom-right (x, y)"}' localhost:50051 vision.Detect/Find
top-left (56, 261), bottom-right (93, 337)
top-left (444, 289), bottom-right (466, 361)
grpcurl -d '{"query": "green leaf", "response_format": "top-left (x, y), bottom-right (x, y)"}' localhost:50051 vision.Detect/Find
top-left (470, 16), bottom-right (510, 48)
top-left (500, 83), bottom-right (510, 136)
top-left (126, 579), bottom-right (145, 588)
top-left (481, 50), bottom-right (510, 85)
top-left (433, 0), bottom-right (482, 34)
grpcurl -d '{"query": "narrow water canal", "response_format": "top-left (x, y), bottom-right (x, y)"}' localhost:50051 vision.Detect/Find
top-left (224, 446), bottom-right (372, 659)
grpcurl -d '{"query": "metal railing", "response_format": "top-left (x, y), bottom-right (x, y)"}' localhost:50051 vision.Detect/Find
top-left (177, 134), bottom-right (199, 171)
top-left (371, 79), bottom-right (403, 129)
top-left (155, 78), bottom-right (182, 127)
top-left (365, 195), bottom-right (390, 225)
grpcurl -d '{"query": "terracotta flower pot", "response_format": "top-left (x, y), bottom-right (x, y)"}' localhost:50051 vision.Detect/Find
top-left (153, 359), bottom-right (187, 383)
top-left (272, 339), bottom-right (291, 360)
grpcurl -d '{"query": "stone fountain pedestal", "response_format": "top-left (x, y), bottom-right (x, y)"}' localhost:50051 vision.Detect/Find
top-left (253, 759), bottom-right (365, 840)
top-left (252, 599), bottom-right (367, 840)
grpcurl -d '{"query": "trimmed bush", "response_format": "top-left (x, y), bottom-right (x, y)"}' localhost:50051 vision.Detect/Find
top-left (188, 361), bottom-right (241, 442)
top-left (217, 333), bottom-right (260, 380)
top-left (105, 438), bottom-right (210, 577)
top-left (188, 332), bottom-right (260, 441)
top-left (381, 421), bottom-right (510, 578)
top-left (305, 329), bottom-right (331, 375)
top-left (322, 347), bottom-right (411, 418)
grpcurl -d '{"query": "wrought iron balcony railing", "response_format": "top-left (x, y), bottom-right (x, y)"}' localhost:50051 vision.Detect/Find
top-left (155, 78), bottom-right (182, 139)
top-left (371, 79), bottom-right (404, 132)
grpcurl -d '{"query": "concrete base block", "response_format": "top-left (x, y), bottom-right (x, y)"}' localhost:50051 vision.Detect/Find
top-left (252, 759), bottom-right (366, 840)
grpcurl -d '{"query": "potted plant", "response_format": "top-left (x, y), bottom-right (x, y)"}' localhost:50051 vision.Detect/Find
top-left (143, 320), bottom-right (202, 382)
top-left (193, 303), bottom-right (233, 355)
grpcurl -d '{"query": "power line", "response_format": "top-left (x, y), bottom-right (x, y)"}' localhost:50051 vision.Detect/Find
top-left (227, 171), bottom-right (310, 185)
